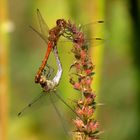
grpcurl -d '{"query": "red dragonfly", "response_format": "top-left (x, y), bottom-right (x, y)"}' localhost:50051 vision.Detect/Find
top-left (18, 46), bottom-right (81, 127)
top-left (31, 9), bottom-right (67, 84)
top-left (18, 9), bottom-right (104, 128)
top-left (31, 9), bottom-right (104, 84)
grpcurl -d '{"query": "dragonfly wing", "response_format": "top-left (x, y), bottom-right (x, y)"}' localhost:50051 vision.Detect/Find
top-left (58, 36), bottom-right (105, 48)
top-left (80, 20), bottom-right (104, 36)
top-left (49, 93), bottom-right (69, 136)
top-left (84, 37), bottom-right (105, 47)
top-left (80, 21), bottom-right (104, 46)
top-left (17, 91), bottom-right (47, 117)
top-left (30, 25), bottom-right (48, 44)
top-left (58, 21), bottom-right (105, 47)
top-left (54, 91), bottom-right (83, 120)
top-left (37, 9), bottom-right (49, 39)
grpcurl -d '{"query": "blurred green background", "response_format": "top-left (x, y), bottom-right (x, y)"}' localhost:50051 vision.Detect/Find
top-left (0, 0), bottom-right (140, 140)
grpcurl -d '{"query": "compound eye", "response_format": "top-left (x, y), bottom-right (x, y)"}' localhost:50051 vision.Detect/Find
top-left (56, 19), bottom-right (66, 27)
top-left (56, 19), bottom-right (61, 26)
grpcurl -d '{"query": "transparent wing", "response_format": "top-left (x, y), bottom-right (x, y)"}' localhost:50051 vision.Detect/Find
top-left (80, 20), bottom-right (104, 34)
top-left (54, 91), bottom-right (83, 120)
top-left (30, 25), bottom-right (48, 44)
top-left (83, 37), bottom-right (105, 48)
top-left (49, 93), bottom-right (69, 136)
top-left (17, 90), bottom-right (61, 117)
top-left (30, 9), bottom-right (49, 44)
top-left (59, 37), bottom-right (105, 47)
top-left (79, 20), bottom-right (104, 37)
top-left (59, 20), bottom-right (105, 47)
top-left (81, 20), bottom-right (105, 47)
top-left (17, 92), bottom-right (47, 116)
top-left (36, 9), bottom-right (49, 38)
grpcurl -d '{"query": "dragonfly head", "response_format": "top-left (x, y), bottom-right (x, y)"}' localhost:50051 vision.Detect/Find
top-left (39, 76), bottom-right (55, 92)
top-left (56, 19), bottom-right (66, 28)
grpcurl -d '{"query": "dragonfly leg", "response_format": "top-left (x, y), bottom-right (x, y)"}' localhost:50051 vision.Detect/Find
top-left (44, 64), bottom-right (55, 79)
top-left (62, 29), bottom-right (73, 41)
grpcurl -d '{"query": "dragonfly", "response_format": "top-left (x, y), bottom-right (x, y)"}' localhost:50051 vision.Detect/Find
top-left (18, 9), bottom-right (86, 118)
top-left (18, 46), bottom-right (79, 119)
top-left (31, 9), bottom-right (104, 84)
top-left (30, 9), bottom-right (67, 84)
top-left (18, 46), bottom-right (82, 136)
top-left (17, 46), bottom-right (62, 116)
top-left (18, 8), bottom-right (104, 114)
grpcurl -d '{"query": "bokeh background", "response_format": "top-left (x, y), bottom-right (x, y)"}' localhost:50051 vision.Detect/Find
top-left (0, 0), bottom-right (140, 140)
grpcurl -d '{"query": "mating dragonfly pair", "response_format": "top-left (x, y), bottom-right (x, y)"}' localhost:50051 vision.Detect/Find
top-left (18, 9), bottom-right (78, 117)
top-left (18, 9), bottom-right (103, 118)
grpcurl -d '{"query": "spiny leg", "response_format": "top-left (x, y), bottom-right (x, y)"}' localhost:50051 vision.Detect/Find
top-left (46, 64), bottom-right (55, 78)
top-left (43, 64), bottom-right (55, 79)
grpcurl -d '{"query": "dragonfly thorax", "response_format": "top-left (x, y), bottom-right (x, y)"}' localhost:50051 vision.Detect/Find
top-left (48, 19), bottom-right (66, 44)
top-left (48, 28), bottom-right (61, 45)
